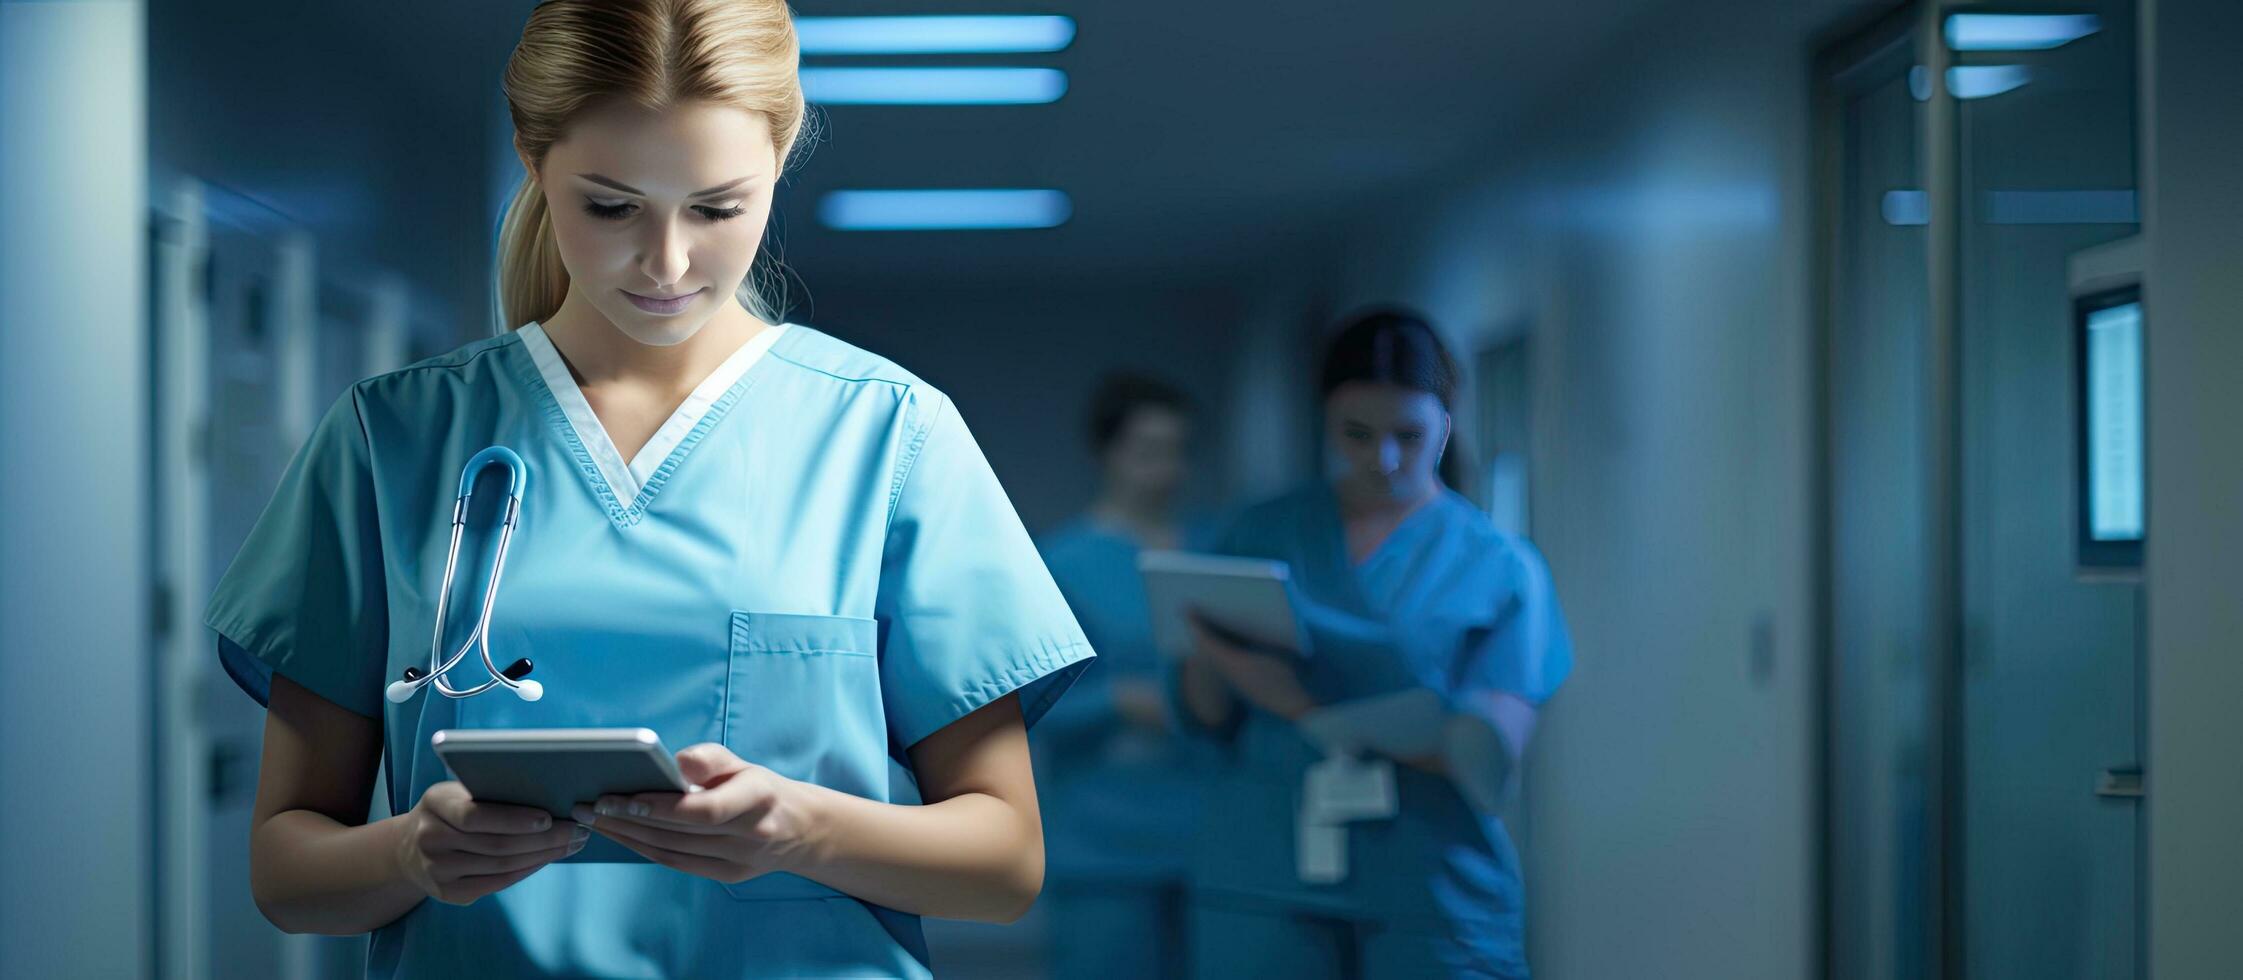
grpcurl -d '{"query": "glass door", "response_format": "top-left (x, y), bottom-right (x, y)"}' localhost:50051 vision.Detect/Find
top-left (1818, 4), bottom-right (2145, 978)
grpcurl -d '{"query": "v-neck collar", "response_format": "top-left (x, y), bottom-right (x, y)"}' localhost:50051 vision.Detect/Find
top-left (515, 320), bottom-right (788, 514)
top-left (1322, 483), bottom-right (1449, 571)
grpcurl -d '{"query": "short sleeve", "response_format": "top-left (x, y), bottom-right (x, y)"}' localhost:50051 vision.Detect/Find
top-left (1458, 540), bottom-right (1573, 707)
top-left (202, 389), bottom-right (389, 717)
top-left (1024, 537), bottom-right (1121, 758)
top-left (876, 391), bottom-right (1095, 756)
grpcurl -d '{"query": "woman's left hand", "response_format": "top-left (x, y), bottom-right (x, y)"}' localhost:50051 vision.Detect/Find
top-left (573, 743), bottom-right (820, 884)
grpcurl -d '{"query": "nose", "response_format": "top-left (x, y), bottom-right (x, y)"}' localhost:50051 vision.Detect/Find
top-left (637, 214), bottom-right (690, 290)
top-left (1376, 438), bottom-right (1403, 474)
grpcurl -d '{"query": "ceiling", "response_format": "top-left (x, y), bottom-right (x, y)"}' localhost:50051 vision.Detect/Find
top-left (299, 0), bottom-right (1677, 294)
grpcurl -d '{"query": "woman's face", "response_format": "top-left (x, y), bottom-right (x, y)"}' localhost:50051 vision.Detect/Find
top-left (1103, 406), bottom-right (1191, 504)
top-left (529, 98), bottom-right (780, 346)
top-left (1324, 382), bottom-right (1450, 504)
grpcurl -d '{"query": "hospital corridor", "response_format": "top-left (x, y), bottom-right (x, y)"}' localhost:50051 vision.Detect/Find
top-left (3, 0), bottom-right (2240, 977)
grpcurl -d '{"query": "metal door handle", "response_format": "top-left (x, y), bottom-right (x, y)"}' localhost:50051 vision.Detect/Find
top-left (2095, 766), bottom-right (2143, 799)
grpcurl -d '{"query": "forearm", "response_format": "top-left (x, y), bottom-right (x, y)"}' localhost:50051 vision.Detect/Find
top-left (785, 781), bottom-right (1042, 923)
top-left (1397, 692), bottom-right (1537, 808)
top-left (251, 810), bottom-right (424, 935)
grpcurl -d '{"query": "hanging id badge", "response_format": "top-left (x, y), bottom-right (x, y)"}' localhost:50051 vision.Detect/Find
top-left (1296, 754), bottom-right (1398, 884)
top-left (1297, 806), bottom-right (1348, 884)
top-left (1303, 754), bottom-right (1399, 824)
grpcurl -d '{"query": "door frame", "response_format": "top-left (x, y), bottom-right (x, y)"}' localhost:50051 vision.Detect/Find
top-left (1811, 3), bottom-right (1966, 976)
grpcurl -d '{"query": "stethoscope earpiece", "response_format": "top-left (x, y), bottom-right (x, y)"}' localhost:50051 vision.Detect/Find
top-left (504, 660), bottom-right (541, 701)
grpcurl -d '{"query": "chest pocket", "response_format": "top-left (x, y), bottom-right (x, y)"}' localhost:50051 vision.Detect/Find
top-left (721, 612), bottom-right (890, 902)
top-left (724, 612), bottom-right (890, 802)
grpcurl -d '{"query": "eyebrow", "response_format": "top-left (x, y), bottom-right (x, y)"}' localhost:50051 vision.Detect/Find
top-left (1338, 418), bottom-right (1424, 431)
top-left (576, 174), bottom-right (758, 198)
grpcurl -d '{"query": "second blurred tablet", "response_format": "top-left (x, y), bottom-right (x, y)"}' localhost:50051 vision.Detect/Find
top-left (1137, 549), bottom-right (1309, 660)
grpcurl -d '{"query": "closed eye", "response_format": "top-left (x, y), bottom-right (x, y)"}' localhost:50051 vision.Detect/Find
top-left (581, 200), bottom-right (750, 222)
top-left (584, 200), bottom-right (636, 220)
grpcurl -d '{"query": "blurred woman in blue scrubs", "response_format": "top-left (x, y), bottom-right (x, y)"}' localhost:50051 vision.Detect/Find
top-left (1175, 309), bottom-right (1572, 979)
top-left (1034, 375), bottom-right (1210, 978)
top-left (202, 2), bottom-right (1091, 977)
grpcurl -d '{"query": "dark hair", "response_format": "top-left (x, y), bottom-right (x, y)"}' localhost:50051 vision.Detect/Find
top-left (1087, 373), bottom-right (1193, 452)
top-left (1319, 306), bottom-right (1458, 408)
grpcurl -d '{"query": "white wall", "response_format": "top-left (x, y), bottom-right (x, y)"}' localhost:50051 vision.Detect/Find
top-left (0, 1), bottom-right (153, 976)
top-left (1284, 1), bottom-right (1877, 975)
top-left (2141, 0), bottom-right (2243, 974)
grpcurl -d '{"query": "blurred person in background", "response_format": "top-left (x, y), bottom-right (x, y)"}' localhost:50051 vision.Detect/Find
top-left (202, 2), bottom-right (1093, 977)
top-left (1174, 308), bottom-right (1572, 979)
top-left (1033, 374), bottom-right (1213, 979)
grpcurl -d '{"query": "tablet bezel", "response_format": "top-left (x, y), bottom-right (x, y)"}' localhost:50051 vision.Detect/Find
top-left (429, 727), bottom-right (690, 816)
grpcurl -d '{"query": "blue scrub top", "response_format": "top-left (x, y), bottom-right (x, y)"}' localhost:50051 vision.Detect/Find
top-left (205, 323), bottom-right (1093, 979)
top-left (1032, 518), bottom-right (1215, 882)
top-left (1182, 483), bottom-right (1571, 967)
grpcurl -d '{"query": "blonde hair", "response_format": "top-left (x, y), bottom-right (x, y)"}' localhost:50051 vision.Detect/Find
top-left (496, 0), bottom-right (806, 330)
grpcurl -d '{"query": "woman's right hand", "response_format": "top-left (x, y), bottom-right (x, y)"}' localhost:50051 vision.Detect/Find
top-left (1111, 677), bottom-right (1173, 732)
top-left (1188, 612), bottom-right (1318, 722)
top-left (395, 781), bottom-right (586, 905)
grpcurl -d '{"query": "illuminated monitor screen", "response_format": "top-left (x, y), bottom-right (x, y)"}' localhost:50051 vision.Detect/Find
top-left (2077, 285), bottom-right (2143, 567)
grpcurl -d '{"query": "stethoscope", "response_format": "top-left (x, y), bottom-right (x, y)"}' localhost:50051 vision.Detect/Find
top-left (384, 446), bottom-right (545, 704)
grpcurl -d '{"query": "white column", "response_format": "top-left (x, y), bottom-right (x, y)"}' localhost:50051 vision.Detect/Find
top-left (364, 275), bottom-right (411, 374)
top-left (0, 1), bottom-right (154, 977)
top-left (269, 227), bottom-right (326, 980)
top-left (274, 232), bottom-right (320, 447)
top-left (153, 179), bottom-right (215, 980)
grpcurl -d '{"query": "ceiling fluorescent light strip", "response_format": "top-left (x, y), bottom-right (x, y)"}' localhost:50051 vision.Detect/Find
top-left (796, 15), bottom-right (1076, 56)
top-left (801, 67), bottom-right (1067, 105)
top-left (818, 189), bottom-right (1073, 231)
top-left (1944, 13), bottom-right (2101, 51)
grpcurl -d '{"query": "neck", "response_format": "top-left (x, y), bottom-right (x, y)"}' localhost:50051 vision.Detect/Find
top-left (1334, 480), bottom-right (1439, 521)
top-left (539, 292), bottom-right (763, 390)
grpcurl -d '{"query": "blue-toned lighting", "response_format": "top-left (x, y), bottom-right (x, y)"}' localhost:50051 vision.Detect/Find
top-left (1947, 65), bottom-right (2032, 99)
top-left (1945, 13), bottom-right (2100, 51)
top-left (1910, 64), bottom-right (2035, 101)
top-left (1882, 190), bottom-right (1929, 226)
top-left (800, 67), bottom-right (1067, 105)
top-left (796, 15), bottom-right (1076, 55)
top-left (818, 189), bottom-right (1073, 231)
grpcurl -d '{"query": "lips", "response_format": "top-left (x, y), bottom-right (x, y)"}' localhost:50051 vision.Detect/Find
top-left (622, 287), bottom-right (704, 316)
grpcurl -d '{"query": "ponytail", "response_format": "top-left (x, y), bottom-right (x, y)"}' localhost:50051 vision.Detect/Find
top-left (496, 175), bottom-right (568, 331)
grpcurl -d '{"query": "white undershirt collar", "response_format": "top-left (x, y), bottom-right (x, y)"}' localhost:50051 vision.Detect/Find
top-left (517, 320), bottom-right (789, 508)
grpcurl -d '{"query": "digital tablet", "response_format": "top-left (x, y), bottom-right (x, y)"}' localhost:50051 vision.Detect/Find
top-left (1138, 549), bottom-right (1309, 660)
top-left (430, 728), bottom-right (689, 821)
